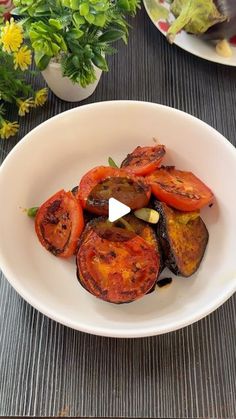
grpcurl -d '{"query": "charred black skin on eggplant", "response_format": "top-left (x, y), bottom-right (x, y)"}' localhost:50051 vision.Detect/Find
top-left (202, 0), bottom-right (236, 40)
top-left (155, 205), bottom-right (181, 275)
top-left (202, 16), bottom-right (236, 40)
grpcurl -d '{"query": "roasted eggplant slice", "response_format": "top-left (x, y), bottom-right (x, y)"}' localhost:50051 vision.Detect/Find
top-left (77, 166), bottom-right (151, 216)
top-left (86, 176), bottom-right (150, 215)
top-left (121, 214), bottom-right (158, 248)
top-left (154, 201), bottom-right (209, 277)
top-left (76, 217), bottom-right (160, 304)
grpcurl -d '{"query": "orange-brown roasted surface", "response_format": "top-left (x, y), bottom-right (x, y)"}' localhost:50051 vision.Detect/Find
top-left (154, 201), bottom-right (209, 277)
top-left (76, 218), bottom-right (160, 303)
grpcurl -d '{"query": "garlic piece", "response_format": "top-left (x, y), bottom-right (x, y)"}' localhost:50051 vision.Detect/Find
top-left (134, 208), bottom-right (160, 224)
top-left (216, 39), bottom-right (233, 58)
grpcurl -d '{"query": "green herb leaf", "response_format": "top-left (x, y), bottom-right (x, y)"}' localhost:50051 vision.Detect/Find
top-left (27, 207), bottom-right (39, 217)
top-left (108, 157), bottom-right (118, 168)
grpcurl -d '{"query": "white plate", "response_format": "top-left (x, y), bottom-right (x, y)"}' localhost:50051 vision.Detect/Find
top-left (0, 101), bottom-right (236, 337)
top-left (143, 0), bottom-right (236, 66)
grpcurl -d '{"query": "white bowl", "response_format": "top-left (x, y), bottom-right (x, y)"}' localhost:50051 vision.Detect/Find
top-left (0, 101), bottom-right (235, 337)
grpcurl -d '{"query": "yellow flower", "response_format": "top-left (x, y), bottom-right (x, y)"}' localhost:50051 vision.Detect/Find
top-left (0, 18), bottom-right (23, 53)
top-left (17, 98), bottom-right (35, 116)
top-left (34, 88), bottom-right (48, 107)
top-left (13, 45), bottom-right (32, 71)
top-left (0, 120), bottom-right (19, 140)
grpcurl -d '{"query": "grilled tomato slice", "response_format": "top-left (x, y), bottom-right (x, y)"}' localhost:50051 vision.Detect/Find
top-left (35, 189), bottom-right (84, 257)
top-left (76, 166), bottom-right (151, 215)
top-left (121, 145), bottom-right (166, 175)
top-left (76, 218), bottom-right (160, 303)
top-left (148, 166), bottom-right (214, 211)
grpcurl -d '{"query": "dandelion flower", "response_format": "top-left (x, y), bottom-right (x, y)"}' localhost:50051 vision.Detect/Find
top-left (0, 120), bottom-right (19, 140)
top-left (34, 88), bottom-right (48, 107)
top-left (14, 45), bottom-right (32, 71)
top-left (0, 18), bottom-right (23, 53)
top-left (17, 98), bottom-right (35, 116)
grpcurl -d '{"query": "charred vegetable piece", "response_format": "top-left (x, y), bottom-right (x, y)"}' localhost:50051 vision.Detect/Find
top-left (202, 0), bottom-right (236, 40)
top-left (35, 190), bottom-right (84, 258)
top-left (72, 186), bottom-right (99, 225)
top-left (167, 0), bottom-right (226, 43)
top-left (77, 166), bottom-right (151, 216)
top-left (147, 166), bottom-right (214, 211)
top-left (154, 201), bottom-right (209, 277)
top-left (76, 217), bottom-right (160, 304)
top-left (157, 277), bottom-right (173, 287)
top-left (121, 214), bottom-right (158, 248)
top-left (87, 177), bottom-right (150, 215)
top-left (122, 214), bottom-right (164, 276)
top-left (71, 185), bottom-right (79, 196)
top-left (121, 145), bottom-right (166, 176)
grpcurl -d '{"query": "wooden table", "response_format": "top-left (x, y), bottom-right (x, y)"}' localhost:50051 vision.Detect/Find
top-left (0, 6), bottom-right (236, 418)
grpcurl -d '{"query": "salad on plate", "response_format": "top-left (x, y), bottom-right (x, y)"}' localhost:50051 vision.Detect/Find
top-left (144, 0), bottom-right (236, 62)
top-left (28, 143), bottom-right (214, 305)
top-left (167, 0), bottom-right (236, 57)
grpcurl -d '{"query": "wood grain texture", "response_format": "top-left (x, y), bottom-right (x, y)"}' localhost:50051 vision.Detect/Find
top-left (0, 7), bottom-right (236, 418)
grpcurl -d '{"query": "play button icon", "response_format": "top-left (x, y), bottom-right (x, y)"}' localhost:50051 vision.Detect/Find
top-left (108, 198), bottom-right (131, 222)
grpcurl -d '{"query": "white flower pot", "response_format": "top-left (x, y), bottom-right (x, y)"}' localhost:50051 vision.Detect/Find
top-left (41, 61), bottom-right (102, 102)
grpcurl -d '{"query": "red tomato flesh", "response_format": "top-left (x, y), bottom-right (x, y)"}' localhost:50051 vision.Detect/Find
top-left (121, 145), bottom-right (166, 176)
top-left (35, 189), bottom-right (84, 257)
top-left (77, 219), bottom-right (160, 304)
top-left (148, 167), bottom-right (214, 211)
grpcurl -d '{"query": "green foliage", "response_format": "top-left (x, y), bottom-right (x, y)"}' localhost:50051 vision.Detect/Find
top-left (0, 52), bottom-right (33, 103)
top-left (29, 21), bottom-right (68, 69)
top-left (0, 6), bottom-right (5, 24)
top-left (12, 0), bottom-right (140, 87)
top-left (0, 16), bottom-right (47, 140)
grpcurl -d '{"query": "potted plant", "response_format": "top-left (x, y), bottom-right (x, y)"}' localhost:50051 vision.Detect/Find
top-left (12, 0), bottom-right (140, 102)
top-left (0, 13), bottom-right (47, 140)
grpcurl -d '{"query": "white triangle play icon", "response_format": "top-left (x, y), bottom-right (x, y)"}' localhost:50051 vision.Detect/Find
top-left (108, 198), bottom-right (131, 222)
